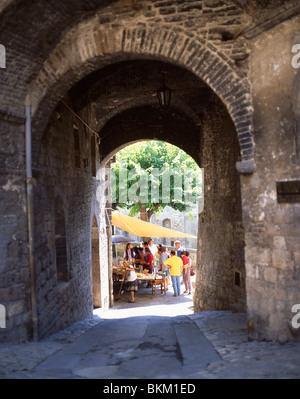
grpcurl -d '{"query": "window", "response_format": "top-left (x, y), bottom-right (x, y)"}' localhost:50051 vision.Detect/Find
top-left (234, 271), bottom-right (241, 287)
top-left (276, 180), bottom-right (300, 204)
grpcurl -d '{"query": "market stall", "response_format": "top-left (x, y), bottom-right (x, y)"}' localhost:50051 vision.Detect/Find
top-left (111, 211), bottom-right (197, 239)
top-left (113, 262), bottom-right (166, 298)
top-left (111, 211), bottom-right (196, 299)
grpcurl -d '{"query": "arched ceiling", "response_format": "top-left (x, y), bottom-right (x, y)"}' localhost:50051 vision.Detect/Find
top-left (68, 59), bottom-right (210, 126)
top-left (67, 59), bottom-right (215, 164)
top-left (98, 104), bottom-right (202, 165)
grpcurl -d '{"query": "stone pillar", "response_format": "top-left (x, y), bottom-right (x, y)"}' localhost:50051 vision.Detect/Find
top-left (0, 114), bottom-right (32, 343)
top-left (98, 167), bottom-right (110, 311)
top-left (194, 105), bottom-right (246, 313)
top-left (244, 19), bottom-right (300, 342)
top-left (92, 216), bottom-right (101, 308)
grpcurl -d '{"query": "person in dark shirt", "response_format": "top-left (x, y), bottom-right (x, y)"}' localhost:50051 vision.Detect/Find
top-left (133, 247), bottom-right (144, 270)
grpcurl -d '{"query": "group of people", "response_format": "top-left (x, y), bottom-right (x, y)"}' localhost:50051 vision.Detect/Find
top-left (123, 239), bottom-right (193, 303)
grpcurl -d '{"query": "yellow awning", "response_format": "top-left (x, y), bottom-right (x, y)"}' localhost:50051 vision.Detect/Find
top-left (111, 211), bottom-right (197, 238)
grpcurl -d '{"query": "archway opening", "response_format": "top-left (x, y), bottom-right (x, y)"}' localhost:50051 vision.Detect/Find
top-left (32, 57), bottom-right (247, 338)
top-left (103, 139), bottom-right (201, 303)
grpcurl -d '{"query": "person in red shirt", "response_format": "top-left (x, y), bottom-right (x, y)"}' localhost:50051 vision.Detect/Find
top-left (181, 251), bottom-right (192, 295)
top-left (142, 247), bottom-right (154, 288)
top-left (143, 247), bottom-right (154, 273)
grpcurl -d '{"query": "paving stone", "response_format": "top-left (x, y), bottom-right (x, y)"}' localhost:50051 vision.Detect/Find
top-left (0, 290), bottom-right (300, 379)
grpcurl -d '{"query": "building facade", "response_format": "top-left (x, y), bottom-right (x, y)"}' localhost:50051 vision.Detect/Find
top-left (0, 0), bottom-right (299, 343)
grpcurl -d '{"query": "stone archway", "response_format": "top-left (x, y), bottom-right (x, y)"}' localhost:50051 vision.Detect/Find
top-left (24, 22), bottom-right (252, 339)
top-left (97, 96), bottom-right (246, 313)
top-left (27, 23), bottom-right (255, 172)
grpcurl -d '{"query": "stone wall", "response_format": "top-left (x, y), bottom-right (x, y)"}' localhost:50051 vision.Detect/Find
top-left (244, 16), bottom-right (300, 342)
top-left (0, 116), bottom-right (31, 342)
top-left (194, 100), bottom-right (246, 313)
top-left (1, 100), bottom-right (102, 342)
top-left (150, 205), bottom-right (198, 249)
top-left (33, 102), bottom-right (102, 339)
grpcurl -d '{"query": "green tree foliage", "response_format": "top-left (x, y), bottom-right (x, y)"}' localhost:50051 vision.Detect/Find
top-left (111, 141), bottom-right (202, 222)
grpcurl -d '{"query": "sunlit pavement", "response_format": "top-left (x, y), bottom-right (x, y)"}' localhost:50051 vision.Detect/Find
top-left (95, 283), bottom-right (195, 319)
top-left (1, 282), bottom-right (300, 379)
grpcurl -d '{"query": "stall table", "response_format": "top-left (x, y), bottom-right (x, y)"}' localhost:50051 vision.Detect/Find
top-left (135, 273), bottom-right (166, 296)
top-left (150, 277), bottom-right (166, 296)
top-left (113, 266), bottom-right (166, 297)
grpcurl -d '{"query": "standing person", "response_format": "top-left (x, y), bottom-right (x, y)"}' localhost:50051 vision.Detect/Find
top-left (175, 240), bottom-right (185, 258)
top-left (148, 238), bottom-right (158, 258)
top-left (163, 250), bottom-right (183, 297)
top-left (148, 238), bottom-right (158, 272)
top-left (123, 243), bottom-right (134, 263)
top-left (175, 241), bottom-right (185, 284)
top-left (164, 246), bottom-right (171, 258)
top-left (143, 247), bottom-right (154, 273)
top-left (142, 241), bottom-right (149, 255)
top-left (133, 247), bottom-right (143, 270)
top-left (143, 247), bottom-right (154, 288)
top-left (158, 246), bottom-right (171, 289)
top-left (125, 264), bottom-right (138, 303)
top-left (181, 251), bottom-right (192, 295)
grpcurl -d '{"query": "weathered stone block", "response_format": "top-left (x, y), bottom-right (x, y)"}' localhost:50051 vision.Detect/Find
top-left (236, 159), bottom-right (256, 174)
top-left (246, 247), bottom-right (271, 266)
top-left (293, 252), bottom-right (300, 266)
top-left (273, 235), bottom-right (287, 250)
top-left (0, 287), bottom-right (11, 302)
top-left (204, 0), bottom-right (224, 7)
top-left (7, 301), bottom-right (24, 317)
top-left (263, 267), bottom-right (277, 284)
top-left (272, 249), bottom-right (292, 270)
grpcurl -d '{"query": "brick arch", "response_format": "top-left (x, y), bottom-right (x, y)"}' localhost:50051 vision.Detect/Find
top-left (28, 23), bottom-right (255, 171)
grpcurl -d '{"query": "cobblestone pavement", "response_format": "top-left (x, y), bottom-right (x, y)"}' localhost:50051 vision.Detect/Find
top-left (187, 311), bottom-right (300, 379)
top-left (0, 287), bottom-right (300, 379)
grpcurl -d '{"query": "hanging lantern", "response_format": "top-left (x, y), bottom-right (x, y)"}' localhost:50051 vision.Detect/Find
top-left (156, 81), bottom-right (172, 106)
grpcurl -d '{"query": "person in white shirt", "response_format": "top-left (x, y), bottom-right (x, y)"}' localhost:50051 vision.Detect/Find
top-left (148, 238), bottom-right (158, 257)
top-left (125, 264), bottom-right (138, 303)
